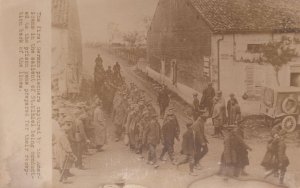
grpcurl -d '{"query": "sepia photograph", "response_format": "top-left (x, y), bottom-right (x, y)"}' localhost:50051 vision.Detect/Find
top-left (50, 0), bottom-right (300, 188)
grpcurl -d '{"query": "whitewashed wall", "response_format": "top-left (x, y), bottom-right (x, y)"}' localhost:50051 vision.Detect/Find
top-left (211, 32), bottom-right (300, 101)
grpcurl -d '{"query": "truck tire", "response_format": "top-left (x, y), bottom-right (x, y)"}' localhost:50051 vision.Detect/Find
top-left (282, 97), bottom-right (297, 114)
top-left (281, 115), bottom-right (297, 132)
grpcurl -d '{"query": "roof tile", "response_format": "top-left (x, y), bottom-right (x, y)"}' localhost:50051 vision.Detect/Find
top-left (190, 0), bottom-right (300, 33)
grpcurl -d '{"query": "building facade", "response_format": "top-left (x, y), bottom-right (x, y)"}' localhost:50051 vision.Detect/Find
top-left (147, 0), bottom-right (300, 103)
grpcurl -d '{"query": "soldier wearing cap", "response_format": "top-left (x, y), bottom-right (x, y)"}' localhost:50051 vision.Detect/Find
top-left (233, 125), bottom-right (252, 176)
top-left (192, 92), bottom-right (201, 121)
top-left (218, 124), bottom-right (237, 176)
top-left (219, 124), bottom-right (252, 177)
top-left (211, 91), bottom-right (226, 138)
top-left (113, 96), bottom-right (128, 142)
top-left (94, 54), bottom-right (105, 99)
top-left (192, 111), bottom-right (209, 169)
top-left (143, 113), bottom-right (161, 168)
top-left (93, 100), bottom-right (107, 152)
top-left (125, 105), bottom-right (139, 149)
top-left (200, 82), bottom-right (215, 116)
top-left (70, 112), bottom-right (90, 169)
top-left (134, 104), bottom-right (149, 154)
top-left (57, 116), bottom-right (76, 182)
top-left (160, 107), bottom-right (180, 164)
top-left (157, 85), bottom-right (170, 118)
top-left (227, 93), bottom-right (241, 125)
top-left (177, 121), bottom-right (197, 176)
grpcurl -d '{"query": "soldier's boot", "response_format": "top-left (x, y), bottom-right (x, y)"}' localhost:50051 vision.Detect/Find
top-left (64, 169), bottom-right (74, 177)
top-left (159, 151), bottom-right (166, 161)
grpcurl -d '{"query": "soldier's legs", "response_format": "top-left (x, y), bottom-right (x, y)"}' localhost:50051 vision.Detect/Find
top-left (167, 144), bottom-right (175, 162)
top-left (207, 102), bottom-right (213, 117)
top-left (74, 142), bottom-right (83, 168)
top-left (194, 145), bottom-right (201, 165)
top-left (188, 155), bottom-right (195, 173)
top-left (148, 144), bottom-right (157, 164)
top-left (148, 144), bottom-right (153, 162)
top-left (195, 145), bottom-right (208, 166)
top-left (199, 145), bottom-right (208, 160)
top-left (114, 123), bottom-right (122, 141)
top-left (279, 166), bottom-right (287, 184)
top-left (159, 145), bottom-right (167, 160)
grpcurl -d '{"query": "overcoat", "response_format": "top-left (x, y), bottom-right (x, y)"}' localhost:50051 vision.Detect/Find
top-left (93, 107), bottom-right (106, 145)
top-left (162, 115), bottom-right (180, 145)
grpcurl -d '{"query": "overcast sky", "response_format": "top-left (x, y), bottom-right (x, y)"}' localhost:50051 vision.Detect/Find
top-left (77, 0), bottom-right (159, 43)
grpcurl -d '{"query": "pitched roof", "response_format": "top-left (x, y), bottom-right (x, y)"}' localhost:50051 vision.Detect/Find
top-left (190, 0), bottom-right (300, 33)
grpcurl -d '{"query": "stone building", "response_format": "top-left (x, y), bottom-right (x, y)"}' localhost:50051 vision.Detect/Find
top-left (51, 0), bottom-right (83, 96)
top-left (147, 0), bottom-right (300, 103)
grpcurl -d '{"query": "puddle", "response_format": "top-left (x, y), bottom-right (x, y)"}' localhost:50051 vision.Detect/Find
top-left (189, 176), bottom-right (282, 188)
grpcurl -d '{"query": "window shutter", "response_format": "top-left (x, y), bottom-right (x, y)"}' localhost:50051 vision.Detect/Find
top-left (245, 65), bottom-right (255, 96)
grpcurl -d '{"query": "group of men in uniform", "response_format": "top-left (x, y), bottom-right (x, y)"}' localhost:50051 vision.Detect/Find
top-left (193, 82), bottom-right (243, 139)
top-left (261, 126), bottom-right (290, 184)
top-left (52, 96), bottom-right (108, 182)
top-left (53, 57), bottom-right (290, 184)
top-left (192, 82), bottom-right (289, 184)
top-left (112, 82), bottom-right (184, 168)
top-left (112, 82), bottom-right (212, 174)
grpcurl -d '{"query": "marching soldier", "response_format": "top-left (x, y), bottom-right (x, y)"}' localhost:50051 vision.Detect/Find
top-left (57, 116), bottom-right (77, 182)
top-left (113, 97), bottom-right (128, 142)
top-left (212, 91), bottom-right (226, 138)
top-left (160, 107), bottom-right (180, 164)
top-left (227, 93), bottom-right (241, 125)
top-left (233, 125), bottom-right (252, 176)
top-left (144, 114), bottom-right (161, 168)
top-left (93, 100), bottom-right (107, 152)
top-left (218, 124), bottom-right (237, 177)
top-left (193, 111), bottom-right (209, 169)
top-left (277, 130), bottom-right (289, 185)
top-left (94, 54), bottom-right (105, 99)
top-left (157, 85), bottom-right (170, 118)
top-left (177, 121), bottom-right (197, 176)
top-left (200, 82), bottom-right (215, 116)
top-left (192, 93), bottom-right (201, 121)
top-left (71, 113), bottom-right (90, 169)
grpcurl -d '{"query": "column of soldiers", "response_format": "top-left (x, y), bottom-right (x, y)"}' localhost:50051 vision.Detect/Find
top-left (94, 54), bottom-right (124, 113)
top-left (53, 53), bottom-right (290, 185)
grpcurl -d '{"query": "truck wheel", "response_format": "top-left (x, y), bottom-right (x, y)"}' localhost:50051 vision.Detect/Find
top-left (281, 115), bottom-right (297, 132)
top-left (282, 97), bottom-right (297, 114)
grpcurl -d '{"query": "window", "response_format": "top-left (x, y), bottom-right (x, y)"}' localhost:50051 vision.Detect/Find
top-left (247, 44), bottom-right (263, 53)
top-left (291, 73), bottom-right (300, 87)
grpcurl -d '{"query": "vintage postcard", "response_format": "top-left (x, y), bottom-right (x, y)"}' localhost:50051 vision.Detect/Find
top-left (1, 0), bottom-right (300, 188)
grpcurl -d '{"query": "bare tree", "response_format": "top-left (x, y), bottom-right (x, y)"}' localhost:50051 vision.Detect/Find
top-left (260, 36), bottom-right (297, 86)
top-left (123, 31), bottom-right (143, 63)
top-left (107, 22), bottom-right (121, 44)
